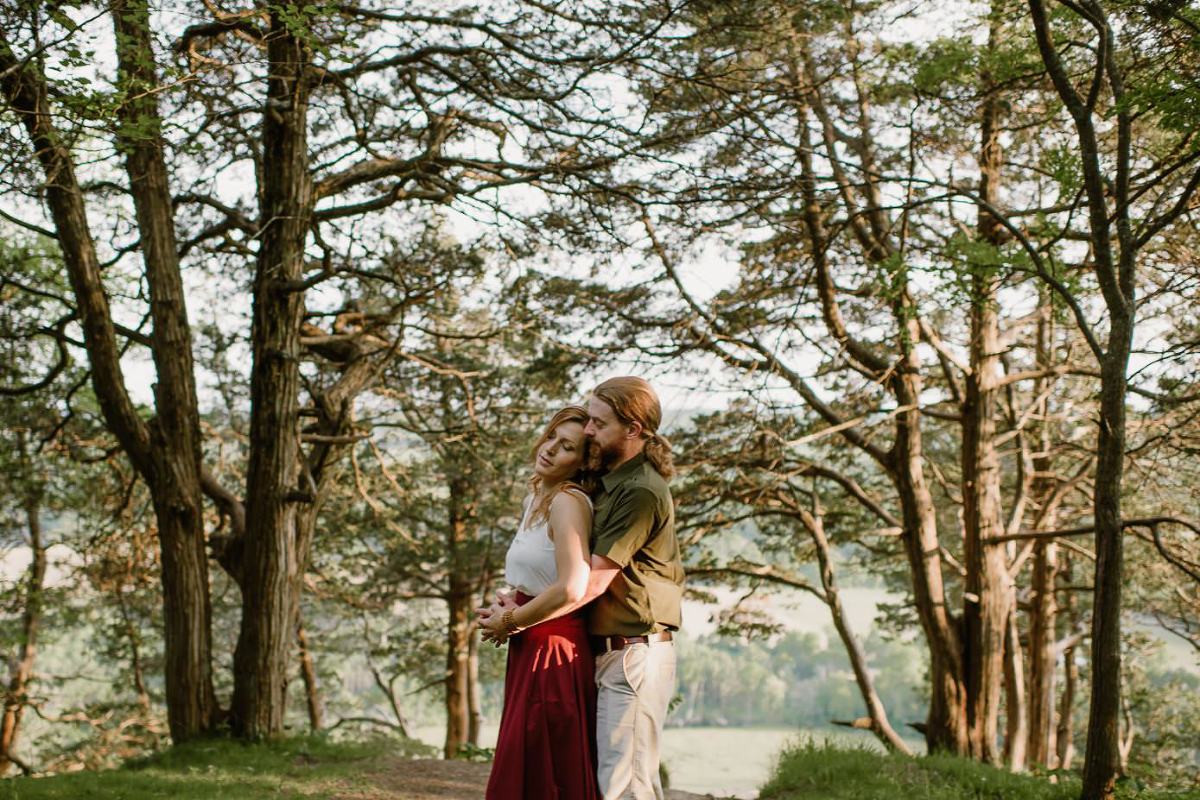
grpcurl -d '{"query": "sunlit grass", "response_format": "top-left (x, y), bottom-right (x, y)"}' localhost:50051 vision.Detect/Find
top-left (0, 734), bottom-right (433, 800)
top-left (760, 738), bottom-right (1200, 800)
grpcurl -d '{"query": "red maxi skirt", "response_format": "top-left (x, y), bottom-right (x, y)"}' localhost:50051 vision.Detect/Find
top-left (485, 592), bottom-right (599, 800)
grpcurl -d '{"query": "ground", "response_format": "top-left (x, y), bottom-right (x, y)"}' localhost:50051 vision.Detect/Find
top-left (330, 756), bottom-right (726, 800)
top-left (0, 738), bottom-right (733, 800)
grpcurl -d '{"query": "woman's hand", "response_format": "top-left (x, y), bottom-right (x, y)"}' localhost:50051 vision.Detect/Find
top-left (476, 592), bottom-right (519, 646)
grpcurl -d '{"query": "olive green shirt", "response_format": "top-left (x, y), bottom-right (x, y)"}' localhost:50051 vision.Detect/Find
top-left (588, 452), bottom-right (685, 636)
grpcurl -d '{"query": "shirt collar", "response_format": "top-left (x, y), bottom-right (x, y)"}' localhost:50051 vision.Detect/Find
top-left (601, 451), bottom-right (647, 493)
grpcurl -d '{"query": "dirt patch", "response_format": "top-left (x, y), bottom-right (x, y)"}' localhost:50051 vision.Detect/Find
top-left (330, 756), bottom-right (733, 799)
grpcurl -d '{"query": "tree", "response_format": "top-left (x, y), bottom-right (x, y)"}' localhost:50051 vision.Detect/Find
top-left (1022, 3), bottom-right (1200, 795)
top-left (0, 237), bottom-right (166, 772)
top-left (677, 405), bottom-right (913, 754)
top-left (0, 1), bottom-right (219, 738)
top-left (0, 239), bottom-right (92, 773)
top-left (1, 0), bottom-right (666, 739)
top-left (556, 0), bottom-right (1022, 756)
top-left (367, 285), bottom-right (586, 757)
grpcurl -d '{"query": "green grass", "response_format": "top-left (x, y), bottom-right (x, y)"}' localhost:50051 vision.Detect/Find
top-left (759, 739), bottom-right (1200, 800)
top-left (0, 734), bottom-right (434, 800)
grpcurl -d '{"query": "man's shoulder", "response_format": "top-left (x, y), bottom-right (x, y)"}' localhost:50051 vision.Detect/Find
top-left (615, 463), bottom-right (671, 505)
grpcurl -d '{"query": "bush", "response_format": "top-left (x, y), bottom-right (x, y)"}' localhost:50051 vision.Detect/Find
top-left (760, 738), bottom-right (1200, 800)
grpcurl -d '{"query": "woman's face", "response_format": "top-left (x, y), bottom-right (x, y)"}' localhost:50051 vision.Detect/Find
top-left (534, 420), bottom-right (586, 484)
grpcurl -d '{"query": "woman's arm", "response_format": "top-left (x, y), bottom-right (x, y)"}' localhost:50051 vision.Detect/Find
top-left (480, 491), bottom-right (591, 636)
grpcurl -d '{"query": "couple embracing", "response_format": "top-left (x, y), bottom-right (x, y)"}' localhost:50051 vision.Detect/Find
top-left (477, 376), bottom-right (685, 800)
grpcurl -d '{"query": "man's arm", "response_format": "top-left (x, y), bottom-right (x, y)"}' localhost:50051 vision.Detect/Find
top-left (476, 525), bottom-right (623, 640)
top-left (528, 553), bottom-right (620, 625)
top-left (579, 553), bottom-right (621, 605)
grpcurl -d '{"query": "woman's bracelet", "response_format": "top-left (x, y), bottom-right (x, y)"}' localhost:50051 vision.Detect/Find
top-left (502, 608), bottom-right (521, 634)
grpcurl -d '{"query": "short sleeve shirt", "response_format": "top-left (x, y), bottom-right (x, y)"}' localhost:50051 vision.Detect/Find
top-left (589, 452), bottom-right (685, 636)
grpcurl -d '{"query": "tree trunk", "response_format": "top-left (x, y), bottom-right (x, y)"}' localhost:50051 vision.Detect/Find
top-left (110, 0), bottom-right (216, 742)
top-left (1026, 5), bottom-right (1134, 794)
top-left (231, 10), bottom-right (313, 738)
top-left (802, 500), bottom-right (912, 754)
top-left (1117, 688), bottom-right (1134, 774)
top-left (116, 579), bottom-right (152, 709)
top-left (1003, 606), bottom-right (1028, 769)
top-left (467, 630), bottom-right (482, 746)
top-left (891, 340), bottom-right (969, 754)
top-left (1027, 299), bottom-right (1060, 768)
top-left (444, 579), bottom-right (472, 758)
top-left (150, 494), bottom-right (217, 738)
top-left (1081, 343), bottom-right (1131, 797)
top-left (961, 19), bottom-right (1011, 761)
top-left (1057, 552), bottom-right (1078, 770)
top-left (0, 436), bottom-right (45, 777)
top-left (960, 245), bottom-right (1011, 766)
top-left (444, 472), bottom-right (473, 757)
top-left (297, 620), bottom-right (323, 731)
top-left (1027, 538), bottom-right (1059, 766)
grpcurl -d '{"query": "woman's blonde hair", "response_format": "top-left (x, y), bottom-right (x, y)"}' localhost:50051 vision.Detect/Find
top-left (527, 405), bottom-right (599, 524)
top-left (592, 376), bottom-right (675, 479)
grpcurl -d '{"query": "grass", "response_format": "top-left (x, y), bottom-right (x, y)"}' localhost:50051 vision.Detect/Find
top-left (7, 731), bottom-right (1197, 800)
top-left (759, 739), bottom-right (1200, 800)
top-left (0, 734), bottom-right (434, 800)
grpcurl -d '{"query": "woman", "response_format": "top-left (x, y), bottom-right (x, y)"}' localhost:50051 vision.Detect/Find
top-left (478, 405), bottom-right (600, 800)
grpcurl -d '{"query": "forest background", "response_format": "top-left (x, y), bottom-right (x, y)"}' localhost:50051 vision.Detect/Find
top-left (1, 0), bottom-right (1199, 798)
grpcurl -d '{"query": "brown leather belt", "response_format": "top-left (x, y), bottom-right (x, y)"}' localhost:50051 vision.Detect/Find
top-left (591, 631), bottom-right (673, 654)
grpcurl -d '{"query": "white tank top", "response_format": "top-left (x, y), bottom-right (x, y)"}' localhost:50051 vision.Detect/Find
top-left (504, 489), bottom-right (593, 596)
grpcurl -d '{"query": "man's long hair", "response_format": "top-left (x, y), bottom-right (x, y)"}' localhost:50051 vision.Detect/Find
top-left (592, 376), bottom-right (675, 479)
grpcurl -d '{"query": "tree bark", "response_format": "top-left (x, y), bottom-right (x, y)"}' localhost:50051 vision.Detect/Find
top-left (467, 631), bottom-right (482, 746)
top-left (230, 8), bottom-right (314, 738)
top-left (1057, 552), bottom-right (1079, 770)
top-left (891, 331), bottom-right (970, 754)
top-left (444, 578), bottom-right (472, 758)
top-left (111, 0), bottom-right (217, 741)
top-left (961, 33), bottom-right (1012, 760)
top-left (1003, 606), bottom-right (1028, 769)
top-left (1027, 537), bottom-right (1059, 765)
top-left (1082, 342), bottom-right (1131, 796)
top-left (297, 620), bottom-right (323, 731)
top-left (1027, 298), bottom-right (1060, 768)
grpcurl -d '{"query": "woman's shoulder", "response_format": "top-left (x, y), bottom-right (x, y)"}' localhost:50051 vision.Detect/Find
top-left (552, 486), bottom-right (594, 513)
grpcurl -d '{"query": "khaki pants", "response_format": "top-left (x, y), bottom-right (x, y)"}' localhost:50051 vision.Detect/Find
top-left (594, 641), bottom-right (676, 800)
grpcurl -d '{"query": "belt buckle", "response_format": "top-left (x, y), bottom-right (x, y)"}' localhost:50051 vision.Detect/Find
top-left (601, 635), bottom-right (626, 654)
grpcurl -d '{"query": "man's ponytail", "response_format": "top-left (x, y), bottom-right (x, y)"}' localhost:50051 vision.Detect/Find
top-left (592, 377), bottom-right (675, 480)
top-left (643, 432), bottom-right (675, 480)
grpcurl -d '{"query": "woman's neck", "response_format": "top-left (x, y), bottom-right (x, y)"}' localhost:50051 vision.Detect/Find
top-left (534, 479), bottom-right (561, 501)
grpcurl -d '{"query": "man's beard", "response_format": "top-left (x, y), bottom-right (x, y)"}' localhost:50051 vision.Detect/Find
top-left (594, 439), bottom-right (624, 470)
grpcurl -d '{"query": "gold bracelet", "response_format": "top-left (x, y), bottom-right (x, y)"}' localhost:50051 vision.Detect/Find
top-left (502, 608), bottom-right (520, 634)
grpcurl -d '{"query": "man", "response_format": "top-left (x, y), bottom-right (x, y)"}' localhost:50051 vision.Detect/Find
top-left (575, 376), bottom-right (685, 800)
